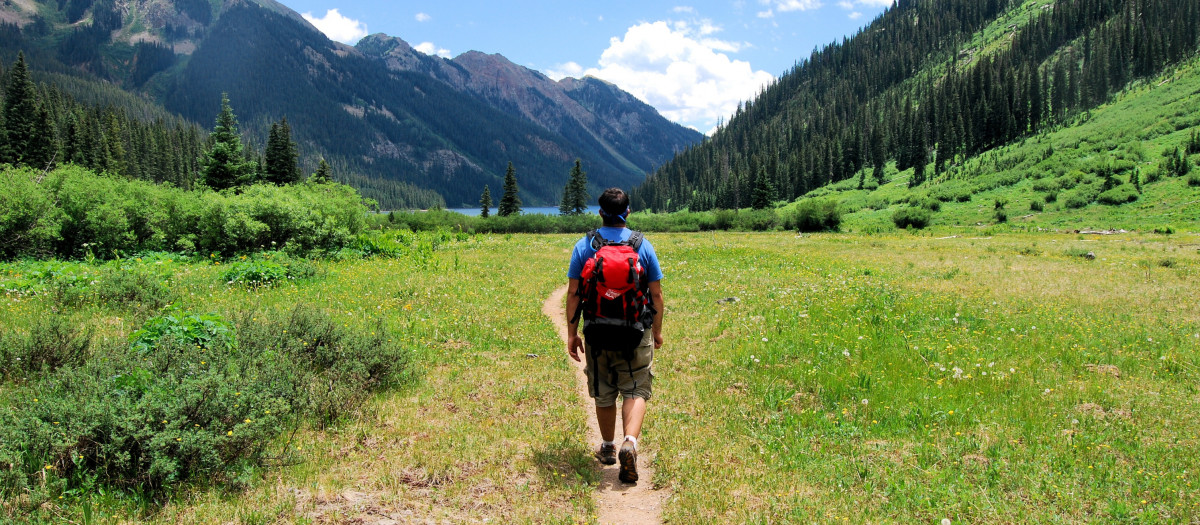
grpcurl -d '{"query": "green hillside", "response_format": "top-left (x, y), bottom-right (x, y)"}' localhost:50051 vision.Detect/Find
top-left (633, 0), bottom-right (1200, 231)
top-left (801, 58), bottom-right (1200, 233)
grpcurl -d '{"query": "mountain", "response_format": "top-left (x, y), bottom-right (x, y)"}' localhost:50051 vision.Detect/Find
top-left (0, 0), bottom-right (702, 209)
top-left (633, 0), bottom-right (1200, 218)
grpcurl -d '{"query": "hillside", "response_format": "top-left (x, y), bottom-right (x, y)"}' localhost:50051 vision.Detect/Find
top-left (633, 0), bottom-right (1200, 228)
top-left (0, 0), bottom-right (702, 209)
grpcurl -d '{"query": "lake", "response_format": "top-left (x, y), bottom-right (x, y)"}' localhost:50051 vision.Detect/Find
top-left (446, 206), bottom-right (601, 217)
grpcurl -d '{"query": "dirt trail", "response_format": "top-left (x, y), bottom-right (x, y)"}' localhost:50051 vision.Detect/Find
top-left (542, 286), bottom-right (668, 525)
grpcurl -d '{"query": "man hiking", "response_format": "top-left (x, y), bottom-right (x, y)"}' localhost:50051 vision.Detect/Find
top-left (565, 187), bottom-right (664, 484)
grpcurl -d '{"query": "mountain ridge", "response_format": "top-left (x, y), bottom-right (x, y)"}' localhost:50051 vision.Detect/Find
top-left (0, 0), bottom-right (703, 208)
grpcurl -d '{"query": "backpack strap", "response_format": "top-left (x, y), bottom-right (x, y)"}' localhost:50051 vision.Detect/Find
top-left (626, 230), bottom-right (644, 250)
top-left (586, 229), bottom-right (604, 251)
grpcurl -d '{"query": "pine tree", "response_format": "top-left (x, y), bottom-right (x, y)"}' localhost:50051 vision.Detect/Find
top-left (870, 125), bottom-right (886, 184)
top-left (264, 116), bottom-right (300, 185)
top-left (559, 159), bottom-right (588, 215)
top-left (201, 93), bottom-right (253, 190)
top-left (751, 166), bottom-right (776, 209)
top-left (498, 162), bottom-right (521, 217)
top-left (479, 185), bottom-right (492, 218)
top-left (310, 158), bottom-right (332, 183)
top-left (1, 53), bottom-right (52, 168)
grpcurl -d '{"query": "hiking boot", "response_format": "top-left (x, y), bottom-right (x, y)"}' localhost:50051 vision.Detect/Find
top-left (618, 441), bottom-right (638, 483)
top-left (595, 442), bottom-right (617, 465)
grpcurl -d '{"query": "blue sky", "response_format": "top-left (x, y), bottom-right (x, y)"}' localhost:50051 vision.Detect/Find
top-left (277, 1), bottom-right (892, 133)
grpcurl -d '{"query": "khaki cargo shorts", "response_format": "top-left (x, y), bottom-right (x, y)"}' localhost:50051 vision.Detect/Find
top-left (584, 330), bottom-right (654, 407)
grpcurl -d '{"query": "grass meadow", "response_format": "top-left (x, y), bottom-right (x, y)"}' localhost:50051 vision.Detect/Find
top-left (2, 230), bottom-right (1198, 523)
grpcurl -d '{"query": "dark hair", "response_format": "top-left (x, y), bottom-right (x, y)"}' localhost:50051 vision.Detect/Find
top-left (598, 188), bottom-right (630, 226)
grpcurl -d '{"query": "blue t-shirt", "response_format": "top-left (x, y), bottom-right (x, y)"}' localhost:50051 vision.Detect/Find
top-left (567, 227), bottom-right (663, 282)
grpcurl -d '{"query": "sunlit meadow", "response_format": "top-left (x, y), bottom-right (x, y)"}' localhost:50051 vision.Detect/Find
top-left (2, 230), bottom-right (1198, 523)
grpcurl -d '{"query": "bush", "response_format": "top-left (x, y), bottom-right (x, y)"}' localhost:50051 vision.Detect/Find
top-left (1153, 225), bottom-right (1175, 234)
top-left (892, 207), bottom-right (932, 229)
top-left (1030, 199), bottom-right (1044, 211)
top-left (0, 305), bottom-right (410, 503)
top-left (1188, 172), bottom-right (1200, 187)
top-left (1097, 184), bottom-right (1139, 205)
top-left (93, 267), bottom-right (175, 312)
top-left (1044, 191), bottom-right (1058, 203)
top-left (787, 199), bottom-right (842, 232)
top-left (0, 315), bottom-right (92, 379)
top-left (0, 167), bottom-right (64, 259)
top-left (732, 209), bottom-right (780, 231)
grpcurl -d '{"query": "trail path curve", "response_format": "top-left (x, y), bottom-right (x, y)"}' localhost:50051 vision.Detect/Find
top-left (542, 286), bottom-right (668, 525)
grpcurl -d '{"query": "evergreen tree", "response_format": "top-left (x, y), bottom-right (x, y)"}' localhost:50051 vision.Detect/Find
top-left (498, 162), bottom-right (521, 217)
top-left (1, 53), bottom-right (53, 168)
top-left (310, 158), bottom-right (332, 183)
top-left (559, 159), bottom-right (588, 215)
top-left (264, 116), bottom-right (300, 185)
top-left (751, 166), bottom-right (776, 209)
top-left (479, 185), bottom-right (492, 218)
top-left (870, 125), bottom-right (887, 184)
top-left (201, 93), bottom-right (253, 190)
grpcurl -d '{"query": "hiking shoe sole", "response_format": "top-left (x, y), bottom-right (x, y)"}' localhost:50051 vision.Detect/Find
top-left (618, 442), bottom-right (638, 483)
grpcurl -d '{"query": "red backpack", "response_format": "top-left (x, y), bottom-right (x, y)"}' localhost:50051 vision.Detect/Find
top-left (573, 229), bottom-right (655, 355)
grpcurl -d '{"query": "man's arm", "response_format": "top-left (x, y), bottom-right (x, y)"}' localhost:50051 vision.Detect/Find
top-left (565, 278), bottom-right (585, 362)
top-left (649, 281), bottom-right (664, 349)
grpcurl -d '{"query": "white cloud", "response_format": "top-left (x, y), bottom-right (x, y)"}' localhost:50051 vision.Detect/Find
top-left (673, 6), bottom-right (696, 13)
top-left (757, 9), bottom-right (774, 18)
top-left (302, 9), bottom-right (368, 45)
top-left (414, 42), bottom-right (452, 58)
top-left (838, 1), bottom-right (854, 8)
top-left (856, 0), bottom-right (893, 6)
top-left (771, 0), bottom-right (824, 12)
top-left (415, 12), bottom-right (431, 22)
top-left (557, 21), bottom-right (775, 133)
top-left (848, 11), bottom-right (862, 18)
top-left (546, 61), bottom-right (585, 81)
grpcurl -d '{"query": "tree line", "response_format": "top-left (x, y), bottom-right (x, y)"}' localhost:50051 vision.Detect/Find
top-left (633, 0), bottom-right (1200, 212)
top-left (0, 52), bottom-right (332, 190)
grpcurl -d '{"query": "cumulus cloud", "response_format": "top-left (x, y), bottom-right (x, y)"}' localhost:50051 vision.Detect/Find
top-left (551, 21), bottom-right (774, 133)
top-left (414, 42), bottom-right (452, 58)
top-left (302, 9), bottom-right (368, 45)
top-left (415, 12), bottom-right (431, 22)
top-left (770, 0), bottom-right (824, 13)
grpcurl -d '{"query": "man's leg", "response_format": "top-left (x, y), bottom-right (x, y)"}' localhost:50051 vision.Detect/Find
top-left (621, 396), bottom-right (647, 439)
top-left (596, 404), bottom-right (618, 442)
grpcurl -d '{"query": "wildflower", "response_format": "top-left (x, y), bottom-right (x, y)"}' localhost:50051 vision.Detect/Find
top-left (227, 431), bottom-right (233, 436)
top-left (861, 399), bottom-right (868, 405)
top-left (762, 337), bottom-right (768, 342)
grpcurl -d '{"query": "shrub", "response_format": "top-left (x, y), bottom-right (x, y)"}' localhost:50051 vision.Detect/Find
top-left (93, 267), bottom-right (175, 312)
top-left (787, 199), bottom-right (842, 232)
top-left (0, 167), bottom-right (63, 259)
top-left (1188, 172), bottom-right (1200, 187)
top-left (0, 314), bottom-right (92, 379)
top-left (732, 209), bottom-right (779, 231)
top-left (892, 207), bottom-right (931, 229)
top-left (1097, 184), bottom-right (1139, 205)
top-left (1044, 191), bottom-right (1058, 203)
top-left (1153, 225), bottom-right (1175, 234)
top-left (0, 305), bottom-right (410, 502)
top-left (1030, 200), bottom-right (1044, 212)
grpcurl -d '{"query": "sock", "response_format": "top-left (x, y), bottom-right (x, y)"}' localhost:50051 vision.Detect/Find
top-left (602, 440), bottom-right (614, 447)
top-left (624, 435), bottom-right (638, 450)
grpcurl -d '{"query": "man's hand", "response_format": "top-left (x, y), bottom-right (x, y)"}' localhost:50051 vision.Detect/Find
top-left (567, 334), bottom-right (584, 362)
top-left (653, 332), bottom-right (663, 350)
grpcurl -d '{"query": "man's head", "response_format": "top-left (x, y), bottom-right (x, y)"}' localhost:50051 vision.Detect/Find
top-left (598, 188), bottom-right (631, 226)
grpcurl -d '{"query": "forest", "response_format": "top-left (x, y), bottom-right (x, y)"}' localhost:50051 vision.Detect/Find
top-left (633, 0), bottom-right (1200, 212)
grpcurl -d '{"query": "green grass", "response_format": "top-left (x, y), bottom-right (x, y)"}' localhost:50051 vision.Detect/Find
top-left (3, 231), bottom-right (1198, 523)
top-left (796, 58), bottom-right (1200, 235)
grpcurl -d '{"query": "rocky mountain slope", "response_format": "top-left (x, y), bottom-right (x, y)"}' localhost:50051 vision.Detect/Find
top-left (0, 0), bottom-right (702, 208)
